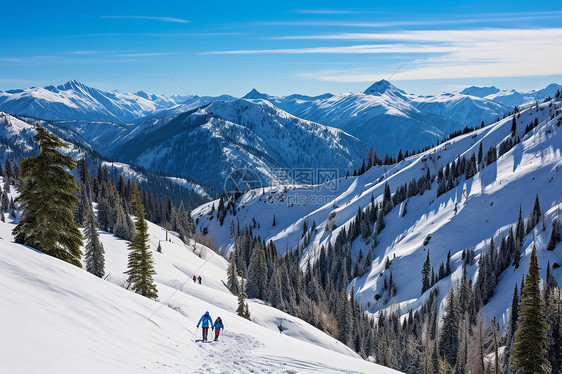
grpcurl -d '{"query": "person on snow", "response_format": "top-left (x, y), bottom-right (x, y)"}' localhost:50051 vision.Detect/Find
top-left (197, 276), bottom-right (202, 285)
top-left (213, 317), bottom-right (224, 341)
top-left (197, 311), bottom-right (213, 342)
top-left (193, 275), bottom-right (196, 283)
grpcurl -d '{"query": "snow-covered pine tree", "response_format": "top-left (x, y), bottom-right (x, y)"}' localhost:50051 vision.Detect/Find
top-left (547, 217), bottom-right (561, 251)
top-left (439, 288), bottom-right (459, 367)
top-left (227, 257), bottom-right (239, 294)
top-left (246, 243), bottom-right (267, 299)
top-left (526, 194), bottom-right (542, 234)
top-left (13, 126), bottom-right (83, 266)
top-left (477, 141), bottom-right (483, 165)
top-left (125, 184), bottom-right (158, 299)
top-left (512, 246), bottom-right (549, 374)
top-left (421, 251), bottom-right (431, 293)
top-left (84, 201), bottom-right (105, 278)
top-left (237, 278), bottom-right (250, 319)
top-left (113, 201), bottom-right (132, 240)
top-left (545, 287), bottom-right (562, 374)
top-left (513, 237), bottom-right (521, 268)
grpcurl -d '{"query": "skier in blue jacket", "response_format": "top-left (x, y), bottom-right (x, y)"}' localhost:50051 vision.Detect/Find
top-left (213, 317), bottom-right (224, 341)
top-left (197, 311), bottom-right (214, 342)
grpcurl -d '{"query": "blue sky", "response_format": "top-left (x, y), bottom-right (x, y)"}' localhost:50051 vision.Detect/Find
top-left (2, 0), bottom-right (562, 96)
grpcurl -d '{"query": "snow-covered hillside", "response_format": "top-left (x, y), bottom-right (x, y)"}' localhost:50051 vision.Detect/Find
top-left (248, 80), bottom-right (510, 154)
top-left (0, 113), bottom-right (213, 204)
top-left (0, 198), bottom-right (397, 373)
top-left (0, 80), bottom-right (182, 124)
top-left (194, 96), bottom-right (562, 326)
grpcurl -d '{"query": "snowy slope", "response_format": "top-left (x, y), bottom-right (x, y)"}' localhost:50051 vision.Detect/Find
top-left (0, 113), bottom-right (213, 203)
top-left (193, 97), bottom-right (562, 327)
top-left (0, 202), bottom-right (398, 373)
top-left (0, 80), bottom-right (182, 123)
top-left (252, 80), bottom-right (510, 155)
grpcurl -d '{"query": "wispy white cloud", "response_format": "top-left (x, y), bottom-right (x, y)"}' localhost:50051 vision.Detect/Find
top-left (112, 52), bottom-right (178, 57)
top-left (204, 27), bottom-right (562, 81)
top-left (269, 28), bottom-right (562, 42)
top-left (102, 16), bottom-right (190, 24)
top-left (292, 10), bottom-right (374, 15)
top-left (294, 28), bottom-right (562, 81)
top-left (73, 32), bottom-right (243, 38)
top-left (202, 44), bottom-right (460, 55)
top-left (66, 50), bottom-right (132, 55)
top-left (261, 11), bottom-right (562, 28)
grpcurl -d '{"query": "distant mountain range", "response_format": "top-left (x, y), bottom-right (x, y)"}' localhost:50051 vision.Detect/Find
top-left (43, 99), bottom-right (365, 191)
top-left (0, 79), bottom-right (560, 195)
top-left (460, 83), bottom-right (562, 106)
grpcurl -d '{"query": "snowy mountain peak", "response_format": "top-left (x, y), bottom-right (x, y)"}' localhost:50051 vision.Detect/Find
top-left (460, 85), bottom-right (500, 97)
top-left (363, 79), bottom-right (405, 96)
top-left (243, 88), bottom-right (271, 100)
top-left (56, 79), bottom-right (90, 92)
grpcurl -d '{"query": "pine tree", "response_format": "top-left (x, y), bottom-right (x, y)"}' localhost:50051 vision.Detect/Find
top-left (125, 184), bottom-right (158, 299)
top-left (512, 116), bottom-right (517, 137)
top-left (227, 257), bottom-right (239, 294)
top-left (237, 278), bottom-right (250, 319)
top-left (512, 246), bottom-right (549, 374)
top-left (246, 243), bottom-right (267, 299)
top-left (113, 201), bottom-right (132, 240)
top-left (84, 201), bottom-right (105, 278)
top-left (527, 194), bottom-right (542, 234)
top-left (439, 288), bottom-right (459, 367)
top-left (478, 142), bottom-right (483, 165)
top-left (513, 237), bottom-right (521, 268)
top-left (547, 217), bottom-right (561, 251)
top-left (546, 288), bottom-right (562, 374)
top-left (517, 205), bottom-right (525, 243)
top-left (422, 251), bottom-right (431, 293)
top-left (13, 127), bottom-right (83, 266)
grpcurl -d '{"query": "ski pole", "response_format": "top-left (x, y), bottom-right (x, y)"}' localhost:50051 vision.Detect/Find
top-left (192, 326), bottom-right (199, 341)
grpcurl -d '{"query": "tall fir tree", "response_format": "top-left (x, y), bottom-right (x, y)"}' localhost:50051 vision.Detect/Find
top-left (84, 201), bottom-right (105, 278)
top-left (512, 246), bottom-right (549, 374)
top-left (439, 288), bottom-right (459, 367)
top-left (246, 243), bottom-right (267, 299)
top-left (422, 251), bottom-right (431, 293)
top-left (113, 201), bottom-right (132, 240)
top-left (227, 257), bottom-right (239, 295)
top-left (13, 127), bottom-right (83, 266)
top-left (547, 217), bottom-right (561, 251)
top-left (237, 278), bottom-right (250, 319)
top-left (125, 184), bottom-right (158, 299)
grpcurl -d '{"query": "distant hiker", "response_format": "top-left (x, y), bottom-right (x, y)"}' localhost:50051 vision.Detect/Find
top-left (197, 311), bottom-right (213, 342)
top-left (197, 276), bottom-right (202, 284)
top-left (213, 317), bottom-right (224, 341)
top-left (193, 275), bottom-right (196, 283)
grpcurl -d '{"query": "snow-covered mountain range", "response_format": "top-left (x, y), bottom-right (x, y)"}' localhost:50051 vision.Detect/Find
top-left (1, 79), bottom-right (560, 194)
top-left (1, 80), bottom-right (558, 157)
top-left (0, 80), bottom-right (183, 123)
top-left (193, 94), bottom-right (562, 326)
top-left (42, 99), bottom-right (366, 191)
top-left (242, 80), bottom-right (511, 155)
top-left (461, 83), bottom-right (562, 107)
